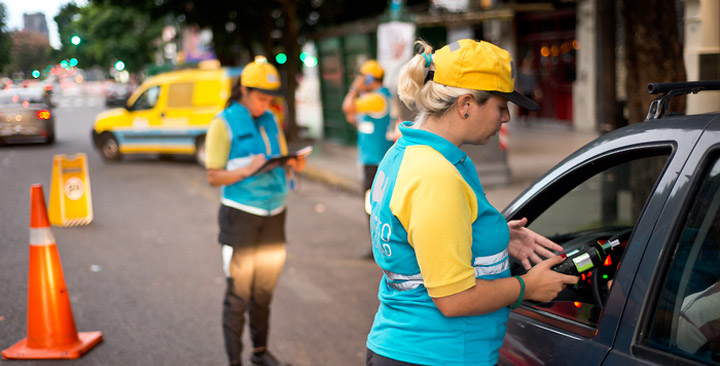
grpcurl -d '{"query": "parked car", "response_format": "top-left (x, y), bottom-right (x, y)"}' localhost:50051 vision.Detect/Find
top-left (499, 81), bottom-right (720, 365)
top-left (91, 65), bottom-right (285, 165)
top-left (0, 87), bottom-right (55, 144)
top-left (104, 82), bottom-right (134, 107)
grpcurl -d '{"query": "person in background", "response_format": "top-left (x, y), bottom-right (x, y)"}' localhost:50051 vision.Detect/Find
top-left (365, 39), bottom-right (578, 366)
top-left (342, 60), bottom-right (394, 258)
top-left (516, 54), bottom-right (543, 122)
top-left (205, 56), bottom-right (302, 366)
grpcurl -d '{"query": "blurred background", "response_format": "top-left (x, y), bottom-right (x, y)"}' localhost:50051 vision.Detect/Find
top-left (2, 0), bottom-right (718, 144)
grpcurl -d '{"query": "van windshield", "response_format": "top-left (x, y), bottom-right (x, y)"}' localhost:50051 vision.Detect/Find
top-left (129, 86), bottom-right (160, 110)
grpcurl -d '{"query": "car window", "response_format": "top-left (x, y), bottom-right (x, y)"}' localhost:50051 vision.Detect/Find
top-left (644, 153), bottom-right (720, 364)
top-left (512, 150), bottom-right (670, 328)
top-left (167, 83), bottom-right (193, 108)
top-left (129, 85), bottom-right (160, 111)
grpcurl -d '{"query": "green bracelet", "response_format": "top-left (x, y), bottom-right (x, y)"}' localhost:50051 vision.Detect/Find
top-left (510, 276), bottom-right (525, 309)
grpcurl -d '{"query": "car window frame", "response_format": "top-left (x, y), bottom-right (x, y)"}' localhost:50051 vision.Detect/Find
top-left (504, 141), bottom-right (675, 337)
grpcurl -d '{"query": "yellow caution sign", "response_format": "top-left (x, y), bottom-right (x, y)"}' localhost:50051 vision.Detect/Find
top-left (49, 153), bottom-right (93, 227)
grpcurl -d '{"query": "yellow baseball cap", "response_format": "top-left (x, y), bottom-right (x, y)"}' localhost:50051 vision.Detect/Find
top-left (241, 56), bottom-right (282, 95)
top-left (432, 39), bottom-right (538, 111)
top-left (360, 60), bottom-right (384, 79)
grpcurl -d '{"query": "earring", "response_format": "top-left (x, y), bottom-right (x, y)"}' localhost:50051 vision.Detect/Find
top-left (464, 113), bottom-right (469, 118)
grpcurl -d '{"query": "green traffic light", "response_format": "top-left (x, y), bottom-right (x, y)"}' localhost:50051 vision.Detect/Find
top-left (70, 58), bottom-right (78, 66)
top-left (275, 53), bottom-right (287, 65)
top-left (114, 60), bottom-right (125, 71)
top-left (32, 70), bottom-right (40, 78)
top-left (71, 35), bottom-right (81, 46)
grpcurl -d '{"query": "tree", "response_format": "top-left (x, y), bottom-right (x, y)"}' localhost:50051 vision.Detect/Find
top-left (55, 2), bottom-right (163, 73)
top-left (0, 3), bottom-right (12, 74)
top-left (97, 0), bottom-right (405, 142)
top-left (621, 0), bottom-right (687, 218)
top-left (5, 31), bottom-right (53, 78)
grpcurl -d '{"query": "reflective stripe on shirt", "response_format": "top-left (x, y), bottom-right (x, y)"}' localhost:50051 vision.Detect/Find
top-left (384, 249), bottom-right (509, 291)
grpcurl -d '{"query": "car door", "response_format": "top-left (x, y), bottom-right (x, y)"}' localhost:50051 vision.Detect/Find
top-left (604, 115), bottom-right (720, 366)
top-left (498, 119), bottom-right (708, 366)
top-left (120, 84), bottom-right (163, 153)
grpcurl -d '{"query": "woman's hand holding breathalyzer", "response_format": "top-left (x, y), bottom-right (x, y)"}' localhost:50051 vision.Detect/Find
top-left (522, 256), bottom-right (579, 303)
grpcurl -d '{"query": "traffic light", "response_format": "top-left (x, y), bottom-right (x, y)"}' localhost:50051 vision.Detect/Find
top-left (275, 53), bottom-right (287, 65)
top-left (114, 60), bottom-right (125, 71)
top-left (70, 35), bottom-right (81, 46)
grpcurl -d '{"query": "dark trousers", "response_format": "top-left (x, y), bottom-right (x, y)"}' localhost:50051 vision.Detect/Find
top-left (221, 210), bottom-right (287, 366)
top-left (366, 349), bottom-right (497, 366)
top-left (363, 164), bottom-right (379, 225)
top-left (366, 349), bottom-right (424, 366)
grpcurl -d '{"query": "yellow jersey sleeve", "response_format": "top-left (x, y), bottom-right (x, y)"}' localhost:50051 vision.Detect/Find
top-left (390, 145), bottom-right (479, 298)
top-left (355, 93), bottom-right (387, 114)
top-left (205, 116), bottom-right (231, 170)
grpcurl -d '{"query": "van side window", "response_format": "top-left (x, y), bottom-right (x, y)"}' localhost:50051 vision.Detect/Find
top-left (168, 83), bottom-right (193, 108)
top-left (130, 86), bottom-right (160, 111)
top-left (644, 154), bottom-right (720, 364)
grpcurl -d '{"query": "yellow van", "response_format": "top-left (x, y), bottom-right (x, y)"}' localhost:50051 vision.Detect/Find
top-left (91, 65), bottom-right (284, 164)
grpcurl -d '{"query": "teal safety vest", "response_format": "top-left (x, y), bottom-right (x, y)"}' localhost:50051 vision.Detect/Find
top-left (220, 102), bottom-right (287, 216)
top-left (357, 87), bottom-right (393, 165)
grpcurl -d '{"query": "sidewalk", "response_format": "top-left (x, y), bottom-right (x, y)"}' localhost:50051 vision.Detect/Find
top-left (296, 120), bottom-right (599, 210)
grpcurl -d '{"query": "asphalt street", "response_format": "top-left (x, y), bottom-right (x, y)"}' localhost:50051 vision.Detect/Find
top-left (0, 85), bottom-right (381, 365)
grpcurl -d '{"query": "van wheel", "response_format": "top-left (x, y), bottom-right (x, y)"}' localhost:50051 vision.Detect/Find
top-left (100, 133), bottom-right (122, 161)
top-left (195, 135), bottom-right (206, 166)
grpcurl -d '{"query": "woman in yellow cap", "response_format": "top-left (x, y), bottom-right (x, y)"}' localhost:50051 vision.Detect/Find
top-left (205, 56), bottom-right (296, 366)
top-left (342, 59), bottom-right (394, 258)
top-left (364, 40), bottom-right (578, 366)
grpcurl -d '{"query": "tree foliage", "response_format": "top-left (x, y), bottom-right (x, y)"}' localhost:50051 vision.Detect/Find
top-left (0, 3), bottom-right (12, 73)
top-left (5, 31), bottom-right (53, 78)
top-left (55, 2), bottom-right (163, 73)
top-left (95, 0), bottom-right (403, 140)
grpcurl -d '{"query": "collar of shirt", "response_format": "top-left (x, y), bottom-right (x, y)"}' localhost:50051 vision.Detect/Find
top-left (398, 121), bottom-right (468, 165)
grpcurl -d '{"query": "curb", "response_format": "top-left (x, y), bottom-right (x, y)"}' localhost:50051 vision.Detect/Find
top-left (299, 163), bottom-right (363, 196)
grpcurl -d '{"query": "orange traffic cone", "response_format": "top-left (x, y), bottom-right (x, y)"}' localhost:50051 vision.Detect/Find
top-left (1, 184), bottom-right (102, 360)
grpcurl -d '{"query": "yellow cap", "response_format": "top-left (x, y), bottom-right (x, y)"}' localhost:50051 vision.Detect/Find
top-left (360, 60), bottom-right (384, 79)
top-left (241, 56), bottom-right (282, 95)
top-left (432, 39), bottom-right (538, 110)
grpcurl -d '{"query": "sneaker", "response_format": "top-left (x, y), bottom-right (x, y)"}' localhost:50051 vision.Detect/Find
top-left (250, 351), bottom-right (291, 366)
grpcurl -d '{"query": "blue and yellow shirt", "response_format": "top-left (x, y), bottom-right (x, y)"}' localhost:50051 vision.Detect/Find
top-left (366, 121), bottom-right (510, 366)
top-left (355, 87), bottom-right (393, 165)
top-left (205, 102), bottom-right (288, 216)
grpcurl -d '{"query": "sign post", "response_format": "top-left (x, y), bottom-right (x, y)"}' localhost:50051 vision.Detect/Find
top-left (49, 153), bottom-right (93, 227)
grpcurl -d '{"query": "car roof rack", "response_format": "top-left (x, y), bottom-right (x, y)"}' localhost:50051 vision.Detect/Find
top-left (645, 80), bottom-right (720, 120)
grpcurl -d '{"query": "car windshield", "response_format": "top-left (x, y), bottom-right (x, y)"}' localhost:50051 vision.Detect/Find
top-left (0, 89), bottom-right (47, 105)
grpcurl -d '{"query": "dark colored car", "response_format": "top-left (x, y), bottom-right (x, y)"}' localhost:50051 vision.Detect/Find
top-left (104, 83), bottom-right (134, 107)
top-left (498, 81), bottom-right (720, 365)
top-left (0, 88), bottom-right (55, 144)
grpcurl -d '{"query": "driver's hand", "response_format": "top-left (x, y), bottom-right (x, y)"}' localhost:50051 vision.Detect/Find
top-left (508, 217), bottom-right (564, 270)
